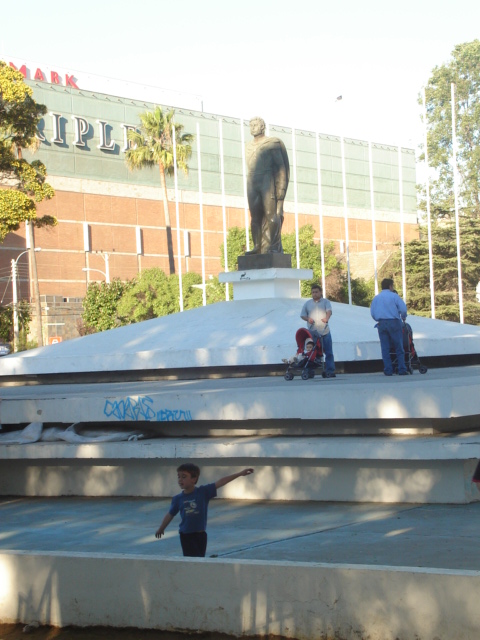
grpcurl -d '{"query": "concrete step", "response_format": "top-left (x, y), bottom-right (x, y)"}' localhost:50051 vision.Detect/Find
top-left (1, 434), bottom-right (479, 503)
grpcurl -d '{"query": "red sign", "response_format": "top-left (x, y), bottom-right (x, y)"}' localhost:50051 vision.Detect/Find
top-left (9, 62), bottom-right (79, 89)
top-left (48, 336), bottom-right (63, 345)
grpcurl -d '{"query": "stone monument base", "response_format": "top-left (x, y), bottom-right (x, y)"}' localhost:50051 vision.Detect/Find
top-left (219, 267), bottom-right (313, 300)
top-left (237, 253), bottom-right (292, 270)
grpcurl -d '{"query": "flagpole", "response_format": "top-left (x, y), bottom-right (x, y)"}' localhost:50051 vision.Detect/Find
top-left (451, 82), bottom-right (464, 323)
top-left (218, 118), bottom-right (229, 301)
top-left (316, 132), bottom-right (326, 294)
top-left (368, 141), bottom-right (379, 295)
top-left (196, 122), bottom-right (206, 307)
top-left (292, 127), bottom-right (300, 269)
top-left (172, 124), bottom-right (183, 312)
top-left (340, 134), bottom-right (352, 305)
top-left (422, 86), bottom-right (435, 319)
top-left (398, 145), bottom-right (406, 302)
top-left (240, 118), bottom-right (250, 252)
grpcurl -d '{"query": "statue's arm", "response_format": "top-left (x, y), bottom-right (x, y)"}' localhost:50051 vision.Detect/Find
top-left (272, 143), bottom-right (288, 199)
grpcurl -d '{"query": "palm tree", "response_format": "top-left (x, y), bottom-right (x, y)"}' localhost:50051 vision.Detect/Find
top-left (125, 107), bottom-right (193, 274)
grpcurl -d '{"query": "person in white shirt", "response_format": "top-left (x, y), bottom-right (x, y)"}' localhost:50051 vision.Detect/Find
top-left (300, 284), bottom-right (336, 378)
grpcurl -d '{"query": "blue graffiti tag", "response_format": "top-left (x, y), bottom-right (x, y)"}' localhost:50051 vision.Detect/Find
top-left (103, 396), bottom-right (192, 422)
top-left (157, 409), bottom-right (192, 422)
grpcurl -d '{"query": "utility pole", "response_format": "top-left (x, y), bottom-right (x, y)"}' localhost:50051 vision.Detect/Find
top-left (26, 221), bottom-right (44, 347)
top-left (11, 259), bottom-right (19, 352)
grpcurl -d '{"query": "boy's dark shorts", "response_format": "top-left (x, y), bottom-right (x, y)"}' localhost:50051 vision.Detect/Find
top-left (180, 531), bottom-right (208, 557)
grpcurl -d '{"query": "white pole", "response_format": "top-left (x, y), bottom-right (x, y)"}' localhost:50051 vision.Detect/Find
top-left (196, 122), bottom-right (206, 307)
top-left (398, 145), bottom-right (406, 302)
top-left (451, 82), bottom-right (464, 324)
top-left (368, 141), bottom-right (379, 295)
top-left (292, 127), bottom-right (300, 268)
top-left (218, 119), bottom-right (229, 301)
top-left (315, 132), bottom-right (326, 294)
top-left (104, 253), bottom-right (110, 283)
top-left (11, 258), bottom-right (18, 352)
top-left (9, 248), bottom-right (39, 350)
top-left (422, 86), bottom-right (435, 319)
top-left (172, 124), bottom-right (184, 312)
top-left (340, 134), bottom-right (352, 305)
top-left (240, 119), bottom-right (250, 251)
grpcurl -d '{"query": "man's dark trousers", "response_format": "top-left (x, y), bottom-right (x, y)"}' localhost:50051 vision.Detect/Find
top-left (377, 318), bottom-right (406, 375)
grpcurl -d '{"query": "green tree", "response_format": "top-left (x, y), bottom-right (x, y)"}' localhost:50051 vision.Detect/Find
top-left (0, 305), bottom-right (12, 342)
top-left (15, 299), bottom-right (33, 351)
top-left (82, 278), bottom-right (132, 333)
top-left (0, 61), bottom-right (56, 237)
top-left (220, 226), bottom-right (253, 272)
top-left (1, 61), bottom-right (57, 347)
top-left (116, 269), bottom-right (215, 325)
top-left (220, 224), bottom-right (374, 304)
top-left (117, 268), bottom-right (177, 323)
top-left (125, 107), bottom-right (193, 275)
top-left (347, 277), bottom-right (376, 308)
top-left (0, 300), bottom-right (32, 350)
top-left (380, 218), bottom-right (480, 323)
top-left (420, 40), bottom-right (480, 220)
top-left (281, 224), bottom-right (346, 298)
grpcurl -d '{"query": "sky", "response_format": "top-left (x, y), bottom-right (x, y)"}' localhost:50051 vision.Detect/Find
top-left (1, 0), bottom-right (480, 150)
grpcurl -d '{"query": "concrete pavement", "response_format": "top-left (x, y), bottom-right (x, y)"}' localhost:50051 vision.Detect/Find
top-left (1, 495), bottom-right (479, 570)
top-left (2, 365), bottom-right (480, 430)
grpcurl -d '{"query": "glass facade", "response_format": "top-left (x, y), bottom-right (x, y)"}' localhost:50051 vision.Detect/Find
top-left (28, 82), bottom-right (416, 216)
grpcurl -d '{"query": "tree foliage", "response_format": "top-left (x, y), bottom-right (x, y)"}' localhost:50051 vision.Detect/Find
top-left (0, 62), bottom-right (45, 164)
top-left (0, 300), bottom-right (31, 349)
top-left (116, 269), bottom-right (223, 325)
top-left (125, 107), bottom-right (194, 274)
top-left (0, 189), bottom-right (36, 241)
top-left (81, 224), bottom-right (376, 332)
top-left (82, 278), bottom-right (132, 333)
top-left (420, 40), bottom-right (480, 220)
top-left (380, 218), bottom-right (480, 324)
top-left (117, 268), bottom-right (179, 323)
top-left (281, 224), bottom-right (345, 297)
top-left (220, 226), bottom-right (253, 272)
top-left (82, 269), bottom-right (225, 332)
top-left (0, 61), bottom-right (56, 240)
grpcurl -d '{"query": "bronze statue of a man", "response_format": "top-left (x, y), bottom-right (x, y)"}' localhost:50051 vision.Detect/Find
top-left (245, 117), bottom-right (290, 254)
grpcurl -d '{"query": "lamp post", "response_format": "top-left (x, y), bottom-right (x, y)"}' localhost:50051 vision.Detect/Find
top-left (91, 251), bottom-right (110, 283)
top-left (336, 95), bottom-right (352, 305)
top-left (11, 248), bottom-right (41, 352)
top-left (82, 267), bottom-right (109, 283)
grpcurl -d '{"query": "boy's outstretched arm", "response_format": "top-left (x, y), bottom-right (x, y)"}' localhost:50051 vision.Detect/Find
top-left (155, 512), bottom-right (174, 539)
top-left (215, 468), bottom-right (254, 489)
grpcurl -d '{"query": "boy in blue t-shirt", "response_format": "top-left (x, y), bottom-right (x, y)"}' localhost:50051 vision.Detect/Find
top-left (155, 463), bottom-right (254, 557)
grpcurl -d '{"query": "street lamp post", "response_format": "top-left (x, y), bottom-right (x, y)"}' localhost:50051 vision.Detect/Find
top-left (336, 96), bottom-right (352, 305)
top-left (90, 251), bottom-right (110, 283)
top-left (11, 248), bottom-right (41, 352)
top-left (82, 267), bottom-right (109, 283)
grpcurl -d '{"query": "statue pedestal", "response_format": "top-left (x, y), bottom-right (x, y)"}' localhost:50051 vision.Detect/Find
top-left (219, 267), bottom-right (313, 301)
top-left (237, 253), bottom-right (292, 270)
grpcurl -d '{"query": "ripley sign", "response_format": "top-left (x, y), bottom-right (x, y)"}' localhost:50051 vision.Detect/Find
top-left (37, 111), bottom-right (137, 153)
top-left (8, 61), bottom-right (79, 89)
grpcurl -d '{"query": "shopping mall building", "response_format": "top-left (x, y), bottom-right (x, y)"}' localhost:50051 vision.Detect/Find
top-left (1, 58), bottom-right (419, 343)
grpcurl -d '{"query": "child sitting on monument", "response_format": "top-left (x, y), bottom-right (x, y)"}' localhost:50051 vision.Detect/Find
top-left (155, 463), bottom-right (254, 557)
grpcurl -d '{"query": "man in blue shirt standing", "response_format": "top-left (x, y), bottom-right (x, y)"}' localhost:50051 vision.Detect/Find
top-left (370, 278), bottom-right (408, 376)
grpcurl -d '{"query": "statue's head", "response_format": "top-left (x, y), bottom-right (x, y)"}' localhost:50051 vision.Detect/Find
top-left (249, 117), bottom-right (266, 137)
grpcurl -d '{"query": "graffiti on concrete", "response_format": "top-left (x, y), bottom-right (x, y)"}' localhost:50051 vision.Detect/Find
top-left (103, 396), bottom-right (192, 422)
top-left (157, 409), bottom-right (193, 422)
